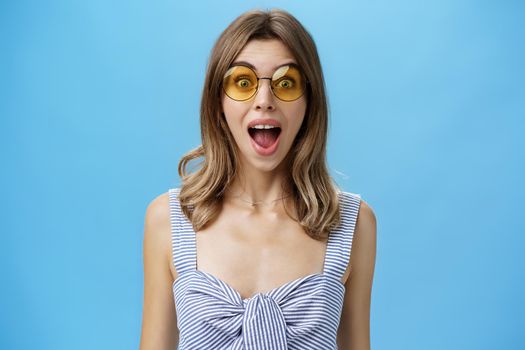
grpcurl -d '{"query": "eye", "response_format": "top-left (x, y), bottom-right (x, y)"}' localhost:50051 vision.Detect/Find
top-left (276, 78), bottom-right (294, 89)
top-left (235, 76), bottom-right (253, 89)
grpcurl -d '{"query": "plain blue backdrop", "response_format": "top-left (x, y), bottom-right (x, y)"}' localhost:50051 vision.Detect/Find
top-left (1, 0), bottom-right (523, 349)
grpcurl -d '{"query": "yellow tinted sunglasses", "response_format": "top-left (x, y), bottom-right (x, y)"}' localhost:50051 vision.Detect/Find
top-left (223, 64), bottom-right (307, 102)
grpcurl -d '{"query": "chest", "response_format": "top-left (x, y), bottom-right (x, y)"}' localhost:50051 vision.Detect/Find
top-left (194, 209), bottom-right (329, 300)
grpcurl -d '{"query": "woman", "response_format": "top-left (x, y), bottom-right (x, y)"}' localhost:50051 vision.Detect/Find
top-left (140, 8), bottom-right (377, 350)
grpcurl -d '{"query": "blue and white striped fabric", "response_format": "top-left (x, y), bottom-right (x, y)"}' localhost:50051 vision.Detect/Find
top-left (168, 187), bottom-right (361, 350)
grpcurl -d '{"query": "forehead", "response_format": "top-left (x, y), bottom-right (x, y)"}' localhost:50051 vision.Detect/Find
top-left (232, 39), bottom-right (297, 74)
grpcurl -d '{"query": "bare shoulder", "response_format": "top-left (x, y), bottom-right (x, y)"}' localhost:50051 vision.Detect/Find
top-left (145, 192), bottom-right (170, 232)
top-left (356, 199), bottom-right (377, 239)
top-left (347, 198), bottom-right (377, 281)
top-left (143, 191), bottom-right (172, 274)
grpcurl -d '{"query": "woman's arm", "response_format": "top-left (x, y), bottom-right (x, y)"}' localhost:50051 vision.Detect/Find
top-left (139, 193), bottom-right (179, 350)
top-left (337, 200), bottom-right (377, 350)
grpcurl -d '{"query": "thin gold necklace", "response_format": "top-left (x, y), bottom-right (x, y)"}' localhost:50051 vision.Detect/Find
top-left (231, 192), bottom-right (291, 207)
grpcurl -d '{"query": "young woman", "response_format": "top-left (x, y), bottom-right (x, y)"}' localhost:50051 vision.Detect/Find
top-left (140, 8), bottom-right (377, 350)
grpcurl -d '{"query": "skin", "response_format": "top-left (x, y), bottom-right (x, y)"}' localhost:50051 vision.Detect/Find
top-left (140, 39), bottom-right (377, 350)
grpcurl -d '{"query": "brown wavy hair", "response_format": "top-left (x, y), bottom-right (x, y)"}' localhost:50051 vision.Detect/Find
top-left (177, 8), bottom-right (341, 240)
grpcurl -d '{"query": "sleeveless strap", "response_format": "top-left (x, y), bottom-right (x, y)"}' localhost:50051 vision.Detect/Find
top-left (323, 191), bottom-right (362, 280)
top-left (168, 188), bottom-right (197, 275)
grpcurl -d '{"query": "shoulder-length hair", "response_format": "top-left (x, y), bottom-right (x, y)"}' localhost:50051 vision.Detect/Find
top-left (177, 8), bottom-right (341, 240)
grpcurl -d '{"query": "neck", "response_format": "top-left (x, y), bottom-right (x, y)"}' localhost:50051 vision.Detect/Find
top-left (224, 161), bottom-right (292, 210)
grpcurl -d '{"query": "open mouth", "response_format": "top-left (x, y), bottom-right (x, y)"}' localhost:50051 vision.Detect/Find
top-left (248, 126), bottom-right (282, 149)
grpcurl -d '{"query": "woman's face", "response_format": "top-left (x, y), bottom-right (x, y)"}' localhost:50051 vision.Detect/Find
top-left (221, 39), bottom-right (307, 174)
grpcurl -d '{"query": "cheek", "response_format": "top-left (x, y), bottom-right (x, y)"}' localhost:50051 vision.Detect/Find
top-left (222, 94), bottom-right (241, 118)
top-left (222, 97), bottom-right (249, 135)
top-left (222, 105), bottom-right (234, 121)
top-left (287, 100), bottom-right (307, 135)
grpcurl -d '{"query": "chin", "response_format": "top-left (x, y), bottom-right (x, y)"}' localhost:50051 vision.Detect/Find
top-left (241, 154), bottom-right (285, 174)
top-left (251, 160), bottom-right (282, 173)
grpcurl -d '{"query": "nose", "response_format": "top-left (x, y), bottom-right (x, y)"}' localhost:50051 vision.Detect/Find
top-left (254, 78), bottom-right (275, 111)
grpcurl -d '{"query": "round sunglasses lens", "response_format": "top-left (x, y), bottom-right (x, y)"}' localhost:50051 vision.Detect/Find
top-left (223, 66), bottom-right (258, 101)
top-left (271, 65), bottom-right (306, 101)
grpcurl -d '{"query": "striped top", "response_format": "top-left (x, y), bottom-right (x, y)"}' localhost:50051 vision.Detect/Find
top-left (168, 188), bottom-right (361, 350)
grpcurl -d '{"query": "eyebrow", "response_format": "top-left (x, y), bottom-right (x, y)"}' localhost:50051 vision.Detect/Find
top-left (230, 60), bottom-right (299, 73)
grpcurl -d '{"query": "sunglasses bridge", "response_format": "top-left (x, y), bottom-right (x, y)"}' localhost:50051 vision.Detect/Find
top-left (249, 77), bottom-right (283, 99)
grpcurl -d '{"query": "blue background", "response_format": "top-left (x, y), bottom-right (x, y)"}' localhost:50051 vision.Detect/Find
top-left (2, 0), bottom-right (523, 349)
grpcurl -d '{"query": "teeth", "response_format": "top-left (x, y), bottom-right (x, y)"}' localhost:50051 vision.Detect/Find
top-left (250, 124), bottom-right (278, 129)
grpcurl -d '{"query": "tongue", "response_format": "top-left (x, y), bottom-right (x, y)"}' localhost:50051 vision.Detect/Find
top-left (251, 129), bottom-right (280, 148)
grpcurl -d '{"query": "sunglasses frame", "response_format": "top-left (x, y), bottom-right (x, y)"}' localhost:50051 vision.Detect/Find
top-left (222, 63), bottom-right (309, 102)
